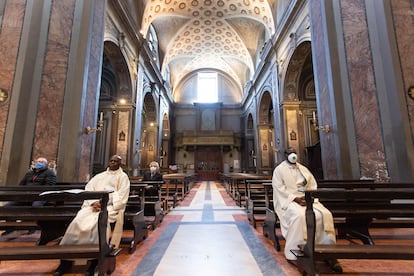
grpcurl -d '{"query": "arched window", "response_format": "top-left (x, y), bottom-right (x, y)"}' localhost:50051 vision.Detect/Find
top-left (147, 25), bottom-right (159, 65)
top-left (197, 72), bottom-right (218, 103)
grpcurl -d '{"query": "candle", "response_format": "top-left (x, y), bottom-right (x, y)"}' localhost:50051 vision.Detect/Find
top-left (99, 112), bottom-right (103, 122)
top-left (312, 111), bottom-right (316, 121)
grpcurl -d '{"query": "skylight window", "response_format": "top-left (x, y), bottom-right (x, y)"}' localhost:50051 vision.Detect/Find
top-left (197, 72), bottom-right (218, 103)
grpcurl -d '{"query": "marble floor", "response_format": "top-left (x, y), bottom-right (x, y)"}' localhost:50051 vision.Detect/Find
top-left (1, 181), bottom-right (414, 275)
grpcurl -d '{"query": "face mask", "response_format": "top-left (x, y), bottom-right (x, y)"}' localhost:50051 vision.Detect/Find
top-left (150, 167), bottom-right (157, 174)
top-left (33, 162), bottom-right (46, 170)
top-left (287, 153), bottom-right (297, 164)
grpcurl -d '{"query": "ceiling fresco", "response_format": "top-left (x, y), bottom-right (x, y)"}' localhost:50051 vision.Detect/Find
top-left (141, 0), bottom-right (276, 101)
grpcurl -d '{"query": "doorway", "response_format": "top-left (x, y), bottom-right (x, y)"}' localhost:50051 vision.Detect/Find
top-left (195, 146), bottom-right (222, 180)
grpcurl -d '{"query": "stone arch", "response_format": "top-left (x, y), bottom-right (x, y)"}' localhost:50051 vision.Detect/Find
top-left (257, 91), bottom-right (275, 173)
top-left (282, 41), bottom-right (322, 179)
top-left (160, 112), bottom-right (170, 169)
top-left (140, 92), bottom-right (159, 169)
top-left (283, 41), bottom-right (312, 101)
top-left (93, 41), bottom-right (133, 174)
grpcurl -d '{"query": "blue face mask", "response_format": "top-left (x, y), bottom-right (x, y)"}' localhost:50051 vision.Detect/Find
top-left (33, 162), bottom-right (46, 170)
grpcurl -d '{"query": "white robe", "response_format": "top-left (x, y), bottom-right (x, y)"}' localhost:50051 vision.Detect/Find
top-left (60, 167), bottom-right (130, 245)
top-left (272, 161), bottom-right (336, 260)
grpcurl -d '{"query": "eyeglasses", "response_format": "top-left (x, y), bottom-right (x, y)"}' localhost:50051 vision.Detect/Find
top-left (109, 160), bottom-right (120, 163)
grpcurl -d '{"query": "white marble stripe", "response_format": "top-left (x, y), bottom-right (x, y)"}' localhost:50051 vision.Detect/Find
top-left (153, 224), bottom-right (263, 276)
top-left (154, 182), bottom-right (262, 275)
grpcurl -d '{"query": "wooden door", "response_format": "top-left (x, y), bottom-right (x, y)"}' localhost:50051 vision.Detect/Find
top-left (195, 146), bottom-right (222, 180)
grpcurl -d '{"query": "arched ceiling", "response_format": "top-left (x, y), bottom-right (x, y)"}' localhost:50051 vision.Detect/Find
top-left (141, 0), bottom-right (275, 102)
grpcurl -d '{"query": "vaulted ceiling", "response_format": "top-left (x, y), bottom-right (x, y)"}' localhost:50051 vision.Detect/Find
top-left (140, 0), bottom-right (277, 102)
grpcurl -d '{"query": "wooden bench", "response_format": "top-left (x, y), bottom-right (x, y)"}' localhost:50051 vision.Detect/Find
top-left (292, 188), bottom-right (414, 276)
top-left (316, 182), bottom-right (414, 242)
top-left (0, 190), bottom-right (119, 276)
top-left (263, 179), bottom-right (374, 251)
top-left (245, 179), bottom-right (272, 228)
top-left (219, 173), bottom-right (233, 196)
top-left (0, 183), bottom-right (148, 254)
top-left (129, 180), bottom-right (164, 230)
top-left (119, 182), bottom-right (149, 253)
top-left (219, 173), bottom-right (271, 207)
top-left (160, 179), bottom-right (178, 211)
top-left (243, 179), bottom-right (282, 252)
top-left (0, 184), bottom-right (86, 243)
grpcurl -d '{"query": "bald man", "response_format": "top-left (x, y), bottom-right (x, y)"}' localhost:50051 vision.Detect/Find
top-left (272, 147), bottom-right (342, 273)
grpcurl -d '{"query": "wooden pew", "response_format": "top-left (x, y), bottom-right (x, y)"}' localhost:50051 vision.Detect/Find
top-left (0, 190), bottom-right (119, 276)
top-left (292, 188), bottom-right (414, 276)
top-left (220, 173), bottom-right (271, 207)
top-left (162, 173), bottom-right (196, 207)
top-left (218, 173), bottom-right (233, 196)
top-left (121, 182), bottom-right (149, 253)
top-left (244, 179), bottom-right (281, 251)
top-left (141, 180), bottom-right (164, 229)
top-left (0, 184), bottom-right (85, 243)
top-left (160, 178), bottom-right (178, 210)
top-left (316, 182), bottom-right (414, 241)
top-left (245, 179), bottom-right (272, 228)
top-left (0, 183), bottom-right (148, 254)
top-left (257, 180), bottom-right (282, 252)
top-left (249, 179), bottom-right (377, 252)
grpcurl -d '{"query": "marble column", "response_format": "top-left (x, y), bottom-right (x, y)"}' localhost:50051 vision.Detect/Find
top-left (0, 0), bottom-right (106, 184)
top-left (57, 0), bottom-right (107, 181)
top-left (309, 0), bottom-right (414, 181)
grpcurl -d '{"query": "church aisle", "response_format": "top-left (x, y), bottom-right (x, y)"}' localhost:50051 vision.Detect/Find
top-left (131, 181), bottom-right (284, 276)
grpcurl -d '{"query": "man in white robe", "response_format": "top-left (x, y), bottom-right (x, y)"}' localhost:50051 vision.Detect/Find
top-left (272, 147), bottom-right (342, 272)
top-left (54, 155), bottom-right (130, 276)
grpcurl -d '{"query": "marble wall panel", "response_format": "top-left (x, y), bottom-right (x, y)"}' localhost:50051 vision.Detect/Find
top-left (309, 0), bottom-right (337, 178)
top-left (79, 0), bottom-right (106, 180)
top-left (0, 0), bottom-right (25, 158)
top-left (33, 0), bottom-right (76, 160)
top-left (340, 0), bottom-right (386, 180)
top-left (390, 0), bottom-right (414, 137)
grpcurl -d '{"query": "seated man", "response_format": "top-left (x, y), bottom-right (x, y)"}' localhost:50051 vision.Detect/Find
top-left (54, 155), bottom-right (130, 276)
top-left (1, 157), bottom-right (56, 236)
top-left (272, 147), bottom-right (342, 273)
top-left (19, 156), bottom-right (57, 187)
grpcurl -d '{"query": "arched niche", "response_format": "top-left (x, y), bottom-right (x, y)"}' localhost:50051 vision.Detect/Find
top-left (140, 92), bottom-right (159, 170)
top-left (258, 91), bottom-right (274, 174)
top-left (245, 113), bottom-right (256, 172)
top-left (93, 41), bottom-right (133, 175)
top-left (283, 41), bottom-right (322, 179)
top-left (160, 112), bottom-right (170, 169)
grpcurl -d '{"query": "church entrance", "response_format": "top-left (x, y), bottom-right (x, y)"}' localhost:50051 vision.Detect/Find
top-left (194, 146), bottom-right (222, 181)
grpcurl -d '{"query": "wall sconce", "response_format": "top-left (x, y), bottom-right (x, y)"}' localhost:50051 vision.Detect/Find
top-left (312, 111), bottom-right (331, 133)
top-left (408, 86), bottom-right (414, 100)
top-left (85, 112), bottom-right (104, 134)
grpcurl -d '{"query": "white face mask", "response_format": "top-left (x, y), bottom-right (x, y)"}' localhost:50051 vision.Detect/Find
top-left (150, 167), bottom-right (157, 174)
top-left (287, 153), bottom-right (297, 164)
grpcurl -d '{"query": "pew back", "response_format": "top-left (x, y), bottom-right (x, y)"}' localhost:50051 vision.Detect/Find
top-left (292, 187), bottom-right (414, 275)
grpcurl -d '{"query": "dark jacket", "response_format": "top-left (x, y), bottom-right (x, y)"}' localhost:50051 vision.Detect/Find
top-left (19, 167), bottom-right (56, 186)
top-left (142, 171), bottom-right (163, 181)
